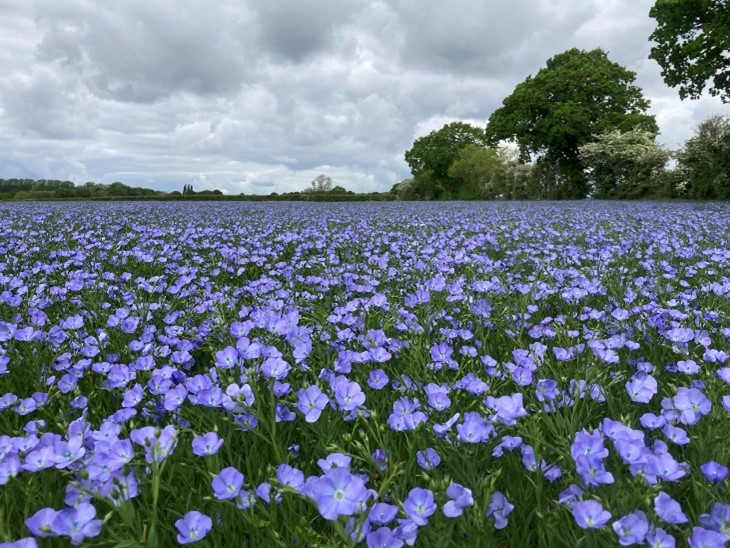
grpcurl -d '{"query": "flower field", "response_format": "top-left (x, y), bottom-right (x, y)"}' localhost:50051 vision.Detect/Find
top-left (1, 200), bottom-right (730, 547)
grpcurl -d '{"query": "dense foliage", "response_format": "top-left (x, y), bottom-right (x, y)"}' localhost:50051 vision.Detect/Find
top-left (446, 146), bottom-right (504, 200)
top-left (404, 123), bottom-right (489, 199)
top-left (578, 129), bottom-right (670, 199)
top-left (649, 0), bottom-right (730, 102)
top-left (181, 185), bottom-right (222, 196)
top-left (485, 48), bottom-right (657, 199)
top-left (1, 201), bottom-right (730, 546)
top-left (306, 175), bottom-right (335, 193)
top-left (675, 114), bottom-right (730, 200)
top-left (400, 112), bottom-right (726, 202)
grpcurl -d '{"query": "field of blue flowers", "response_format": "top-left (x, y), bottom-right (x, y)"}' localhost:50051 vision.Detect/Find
top-left (1, 201), bottom-right (730, 547)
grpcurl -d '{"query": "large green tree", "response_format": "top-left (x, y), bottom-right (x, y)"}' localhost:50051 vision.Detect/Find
top-left (486, 48), bottom-right (657, 199)
top-left (649, 0), bottom-right (730, 102)
top-left (404, 122), bottom-right (488, 199)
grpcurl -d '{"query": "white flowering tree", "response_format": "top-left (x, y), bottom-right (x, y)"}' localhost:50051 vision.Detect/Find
top-left (579, 129), bottom-right (668, 198)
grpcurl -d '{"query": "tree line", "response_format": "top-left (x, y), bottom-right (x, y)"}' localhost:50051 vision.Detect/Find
top-left (0, 179), bottom-right (165, 201)
top-left (398, 1), bottom-right (729, 200)
top-left (0, 177), bottom-right (395, 202)
top-left (397, 112), bottom-right (729, 201)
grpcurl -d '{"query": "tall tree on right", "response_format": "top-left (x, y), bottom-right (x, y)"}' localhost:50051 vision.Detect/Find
top-left (649, 0), bottom-right (729, 102)
top-left (486, 48), bottom-right (657, 199)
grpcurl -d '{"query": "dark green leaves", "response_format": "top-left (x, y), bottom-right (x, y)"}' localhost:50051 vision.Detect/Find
top-left (649, 0), bottom-right (730, 102)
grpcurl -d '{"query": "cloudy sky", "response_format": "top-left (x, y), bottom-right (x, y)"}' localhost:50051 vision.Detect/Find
top-left (0, 0), bottom-right (725, 194)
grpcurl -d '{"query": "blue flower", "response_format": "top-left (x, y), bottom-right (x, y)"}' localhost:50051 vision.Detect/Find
top-left (645, 527), bottom-right (674, 548)
top-left (403, 488), bottom-right (436, 526)
top-left (0, 539), bottom-right (37, 548)
top-left (700, 461), bottom-right (729, 483)
top-left (332, 377), bottom-right (366, 411)
top-left (487, 491), bottom-right (514, 529)
top-left (688, 526), bottom-right (727, 548)
top-left (368, 503), bottom-right (398, 526)
top-left (50, 503), bottom-right (102, 545)
top-left (191, 432), bottom-right (223, 457)
top-left (654, 492), bottom-right (688, 525)
top-left (310, 468), bottom-right (368, 521)
top-left (276, 464), bottom-right (305, 493)
top-left (214, 346), bottom-right (240, 369)
top-left (456, 412), bottom-right (493, 443)
top-left (671, 387), bottom-right (712, 425)
top-left (296, 385), bottom-right (329, 423)
top-left (175, 511), bottom-right (213, 544)
top-left (612, 510), bottom-right (648, 545)
top-left (366, 527), bottom-right (403, 548)
top-left (416, 448), bottom-right (441, 471)
top-left (572, 500), bottom-right (612, 529)
top-left (484, 393), bottom-right (527, 425)
top-left (625, 373), bottom-right (657, 403)
top-left (211, 467), bottom-right (244, 500)
top-left (24, 508), bottom-right (57, 538)
top-left (367, 369), bottom-right (389, 390)
top-left (443, 483), bottom-right (474, 518)
top-left (317, 452), bottom-right (352, 472)
top-left (698, 503), bottom-right (730, 541)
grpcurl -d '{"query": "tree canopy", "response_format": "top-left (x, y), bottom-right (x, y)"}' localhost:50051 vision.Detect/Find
top-left (485, 48), bottom-right (657, 199)
top-left (404, 122), bottom-right (488, 199)
top-left (649, 0), bottom-right (730, 102)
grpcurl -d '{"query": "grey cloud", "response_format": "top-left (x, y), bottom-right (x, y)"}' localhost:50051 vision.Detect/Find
top-left (33, 0), bottom-right (258, 102)
top-left (392, 0), bottom-right (599, 76)
top-left (252, 0), bottom-right (367, 62)
top-left (0, 64), bottom-right (98, 139)
top-left (0, 4), bottom-right (39, 72)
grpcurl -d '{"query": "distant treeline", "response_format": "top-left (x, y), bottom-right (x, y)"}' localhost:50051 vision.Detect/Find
top-left (21, 193), bottom-right (396, 202)
top-left (0, 179), bottom-right (396, 202)
top-left (0, 179), bottom-right (166, 200)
